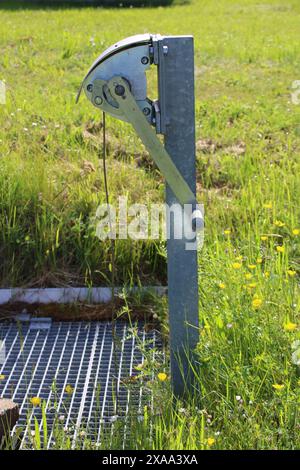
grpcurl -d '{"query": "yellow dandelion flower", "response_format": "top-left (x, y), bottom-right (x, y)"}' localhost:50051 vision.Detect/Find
top-left (248, 264), bottom-right (256, 270)
top-left (252, 297), bottom-right (263, 309)
top-left (245, 273), bottom-right (253, 280)
top-left (232, 262), bottom-right (242, 270)
top-left (256, 258), bottom-right (263, 264)
top-left (263, 202), bottom-right (272, 209)
top-left (292, 228), bottom-right (299, 236)
top-left (276, 246), bottom-right (285, 253)
top-left (224, 229), bottom-right (231, 235)
top-left (287, 270), bottom-right (296, 277)
top-left (264, 271), bottom-right (270, 278)
top-left (30, 397), bottom-right (41, 407)
top-left (235, 255), bottom-right (243, 261)
top-left (157, 372), bottom-right (168, 382)
top-left (283, 321), bottom-right (297, 332)
top-left (260, 236), bottom-right (268, 241)
top-left (0, 374), bottom-right (6, 381)
top-left (274, 220), bottom-right (285, 227)
top-left (65, 384), bottom-right (74, 395)
top-left (272, 383), bottom-right (284, 391)
top-left (219, 283), bottom-right (226, 289)
top-left (207, 437), bottom-right (215, 447)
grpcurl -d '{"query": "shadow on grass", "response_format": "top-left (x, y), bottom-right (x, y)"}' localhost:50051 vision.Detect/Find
top-left (0, 0), bottom-right (183, 10)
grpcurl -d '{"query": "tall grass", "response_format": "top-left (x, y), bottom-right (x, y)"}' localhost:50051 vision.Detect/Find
top-left (0, 0), bottom-right (299, 449)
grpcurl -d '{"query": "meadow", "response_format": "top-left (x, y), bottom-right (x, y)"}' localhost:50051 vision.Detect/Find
top-left (0, 0), bottom-right (300, 450)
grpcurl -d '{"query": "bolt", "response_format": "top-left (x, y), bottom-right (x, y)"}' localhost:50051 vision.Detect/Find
top-left (87, 84), bottom-right (93, 93)
top-left (192, 209), bottom-right (204, 231)
top-left (143, 107), bottom-right (151, 116)
top-left (163, 45), bottom-right (169, 56)
top-left (94, 96), bottom-right (103, 105)
top-left (141, 56), bottom-right (149, 65)
top-left (115, 84), bottom-right (125, 96)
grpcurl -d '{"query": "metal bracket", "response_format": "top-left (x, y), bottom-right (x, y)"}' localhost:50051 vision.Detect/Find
top-left (151, 35), bottom-right (168, 134)
top-left (78, 34), bottom-right (171, 135)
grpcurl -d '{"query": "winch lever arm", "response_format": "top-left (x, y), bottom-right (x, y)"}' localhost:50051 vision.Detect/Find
top-left (109, 76), bottom-right (197, 208)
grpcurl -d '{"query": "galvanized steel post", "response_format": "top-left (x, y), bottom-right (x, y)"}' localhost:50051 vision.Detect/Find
top-left (163, 36), bottom-right (199, 396)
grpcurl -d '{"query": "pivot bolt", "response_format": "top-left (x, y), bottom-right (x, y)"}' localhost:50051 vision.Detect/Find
top-left (143, 107), bottom-right (151, 116)
top-left (87, 84), bottom-right (93, 93)
top-left (163, 45), bottom-right (169, 56)
top-left (192, 209), bottom-right (204, 232)
top-left (141, 56), bottom-right (149, 65)
top-left (94, 96), bottom-right (103, 105)
top-left (115, 84), bottom-right (125, 96)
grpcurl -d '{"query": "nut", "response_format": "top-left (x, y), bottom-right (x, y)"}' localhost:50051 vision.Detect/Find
top-left (94, 96), bottom-right (103, 105)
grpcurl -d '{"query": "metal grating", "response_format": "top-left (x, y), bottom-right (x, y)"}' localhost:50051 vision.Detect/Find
top-left (0, 320), bottom-right (161, 449)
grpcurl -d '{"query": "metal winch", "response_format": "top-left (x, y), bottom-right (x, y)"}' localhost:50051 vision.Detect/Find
top-left (78, 34), bottom-right (203, 396)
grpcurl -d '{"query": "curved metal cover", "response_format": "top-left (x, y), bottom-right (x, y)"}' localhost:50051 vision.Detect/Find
top-left (76, 34), bottom-right (152, 102)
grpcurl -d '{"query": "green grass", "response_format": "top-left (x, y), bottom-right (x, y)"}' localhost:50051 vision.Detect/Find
top-left (0, 0), bottom-right (300, 450)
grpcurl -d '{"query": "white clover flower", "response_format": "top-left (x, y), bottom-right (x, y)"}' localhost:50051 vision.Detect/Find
top-left (292, 349), bottom-right (300, 366)
top-left (292, 340), bottom-right (300, 350)
top-left (291, 340), bottom-right (300, 366)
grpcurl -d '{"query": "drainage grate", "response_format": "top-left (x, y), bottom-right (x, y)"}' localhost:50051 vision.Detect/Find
top-left (0, 320), bottom-right (161, 449)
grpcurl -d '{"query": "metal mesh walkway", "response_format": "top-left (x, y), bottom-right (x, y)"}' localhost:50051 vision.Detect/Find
top-left (0, 320), bottom-right (160, 449)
